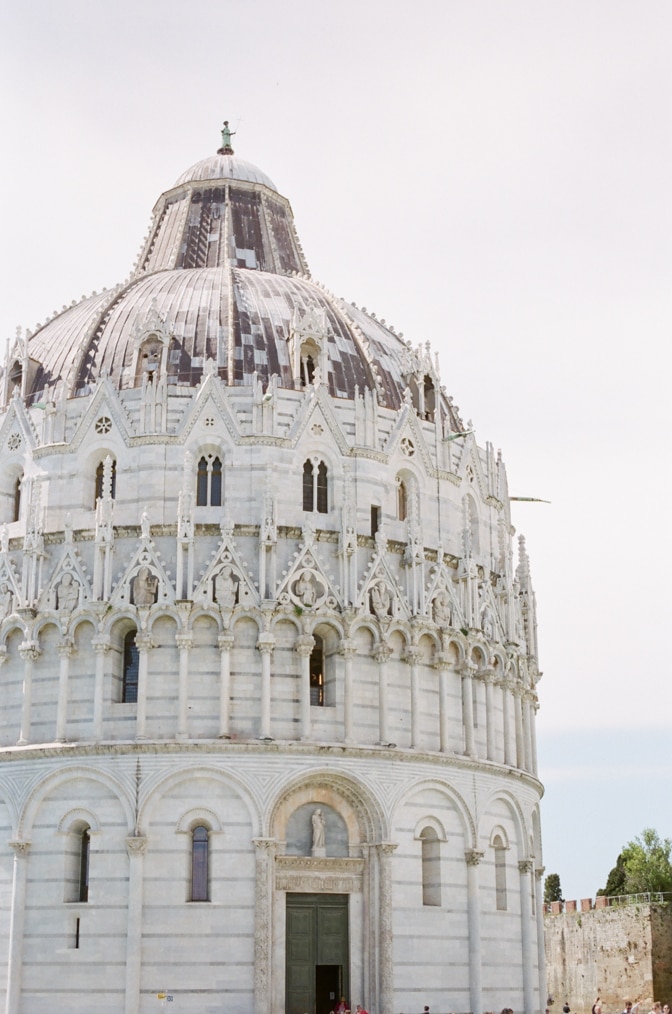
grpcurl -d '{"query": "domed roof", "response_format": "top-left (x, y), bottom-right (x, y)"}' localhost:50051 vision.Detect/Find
top-left (20, 130), bottom-right (462, 431)
top-left (174, 153), bottom-right (277, 191)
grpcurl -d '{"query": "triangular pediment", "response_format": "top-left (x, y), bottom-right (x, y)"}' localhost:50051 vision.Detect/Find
top-left (425, 557), bottom-right (464, 629)
top-left (287, 384), bottom-right (350, 457)
top-left (356, 541), bottom-right (411, 626)
top-left (38, 538), bottom-right (93, 614)
top-left (193, 526), bottom-right (259, 610)
top-left (276, 527), bottom-right (342, 612)
top-left (454, 433), bottom-right (488, 501)
top-left (69, 376), bottom-right (134, 450)
top-left (110, 530), bottom-right (174, 608)
top-left (0, 395), bottom-right (38, 455)
top-left (177, 369), bottom-right (240, 444)
top-left (383, 403), bottom-right (433, 474)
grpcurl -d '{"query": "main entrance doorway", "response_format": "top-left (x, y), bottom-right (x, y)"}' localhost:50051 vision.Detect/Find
top-left (286, 893), bottom-right (349, 1014)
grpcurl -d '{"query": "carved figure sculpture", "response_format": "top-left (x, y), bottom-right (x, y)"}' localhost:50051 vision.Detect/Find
top-left (370, 581), bottom-right (391, 620)
top-left (432, 590), bottom-right (452, 627)
top-left (295, 571), bottom-right (316, 607)
top-left (215, 565), bottom-right (237, 608)
top-left (481, 602), bottom-right (496, 641)
top-left (0, 582), bottom-right (13, 619)
top-left (132, 566), bottom-right (158, 606)
top-left (56, 572), bottom-right (80, 612)
top-left (311, 808), bottom-right (326, 854)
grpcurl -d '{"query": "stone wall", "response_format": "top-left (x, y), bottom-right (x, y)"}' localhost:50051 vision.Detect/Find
top-left (545, 902), bottom-right (672, 1011)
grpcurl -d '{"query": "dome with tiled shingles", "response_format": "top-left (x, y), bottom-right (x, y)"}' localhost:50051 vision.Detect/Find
top-left (22, 138), bottom-right (463, 431)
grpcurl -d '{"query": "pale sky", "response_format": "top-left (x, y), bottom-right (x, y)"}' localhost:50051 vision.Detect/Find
top-left (1, 0), bottom-right (671, 901)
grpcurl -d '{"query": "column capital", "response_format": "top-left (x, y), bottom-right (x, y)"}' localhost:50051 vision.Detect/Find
top-left (56, 637), bottom-right (76, 658)
top-left (403, 646), bottom-right (422, 666)
top-left (434, 651), bottom-right (454, 671)
top-left (18, 641), bottom-right (41, 662)
top-left (339, 639), bottom-right (357, 659)
top-left (175, 633), bottom-right (194, 651)
top-left (135, 632), bottom-right (154, 652)
top-left (465, 848), bottom-right (484, 866)
top-left (373, 643), bottom-right (392, 664)
top-left (534, 865), bottom-right (546, 881)
top-left (256, 635), bottom-right (275, 655)
top-left (8, 840), bottom-right (31, 859)
top-left (218, 633), bottom-right (235, 651)
top-left (125, 835), bottom-right (148, 858)
top-left (252, 837), bottom-right (277, 856)
top-left (294, 634), bottom-right (315, 657)
top-left (518, 858), bottom-right (534, 875)
top-left (375, 842), bottom-right (398, 857)
top-left (457, 659), bottom-right (477, 677)
top-left (92, 636), bottom-right (112, 655)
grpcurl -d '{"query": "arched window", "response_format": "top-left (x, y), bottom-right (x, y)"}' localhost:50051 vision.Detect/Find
top-left (64, 822), bottom-right (91, 903)
top-left (122, 631), bottom-right (139, 703)
top-left (420, 827), bottom-right (441, 906)
top-left (9, 360), bottom-right (22, 393)
top-left (493, 834), bottom-right (507, 910)
top-left (423, 375), bottom-right (435, 421)
top-left (13, 476), bottom-right (22, 522)
top-left (196, 455), bottom-right (223, 507)
top-left (94, 458), bottom-right (116, 505)
top-left (191, 825), bottom-right (209, 901)
top-left (301, 354), bottom-right (315, 387)
top-left (78, 828), bottom-right (90, 903)
top-left (302, 460), bottom-right (328, 514)
top-left (310, 635), bottom-right (324, 706)
top-left (397, 477), bottom-right (407, 521)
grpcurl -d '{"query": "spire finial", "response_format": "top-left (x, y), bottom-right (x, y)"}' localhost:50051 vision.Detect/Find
top-left (217, 119), bottom-right (235, 155)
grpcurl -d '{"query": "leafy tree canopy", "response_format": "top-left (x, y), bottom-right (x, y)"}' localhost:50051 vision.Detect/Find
top-left (544, 872), bottom-right (563, 904)
top-left (598, 828), bottom-right (672, 897)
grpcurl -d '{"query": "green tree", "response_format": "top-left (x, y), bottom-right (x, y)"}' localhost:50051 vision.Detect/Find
top-left (544, 872), bottom-right (563, 904)
top-left (598, 829), bottom-right (672, 897)
top-left (597, 853), bottom-right (626, 897)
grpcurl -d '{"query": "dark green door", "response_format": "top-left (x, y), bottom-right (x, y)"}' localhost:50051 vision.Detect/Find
top-left (286, 893), bottom-right (349, 1014)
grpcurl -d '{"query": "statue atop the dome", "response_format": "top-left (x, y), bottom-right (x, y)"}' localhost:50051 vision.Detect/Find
top-left (218, 120), bottom-right (236, 155)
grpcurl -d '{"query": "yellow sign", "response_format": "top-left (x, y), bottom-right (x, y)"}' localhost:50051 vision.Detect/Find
top-left (157, 994), bottom-right (166, 1000)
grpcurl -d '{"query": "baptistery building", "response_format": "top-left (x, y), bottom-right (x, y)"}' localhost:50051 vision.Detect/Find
top-left (0, 126), bottom-right (545, 1014)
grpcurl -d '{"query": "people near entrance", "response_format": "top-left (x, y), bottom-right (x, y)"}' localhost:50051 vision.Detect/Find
top-left (622, 1002), bottom-right (641, 1014)
top-left (334, 999), bottom-right (347, 1014)
top-left (355, 1006), bottom-right (369, 1014)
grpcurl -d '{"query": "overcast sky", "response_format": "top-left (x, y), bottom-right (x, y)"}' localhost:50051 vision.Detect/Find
top-left (1, 0), bottom-right (671, 901)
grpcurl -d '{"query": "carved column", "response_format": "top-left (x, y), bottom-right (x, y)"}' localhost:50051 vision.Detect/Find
top-left (256, 635), bottom-right (275, 739)
top-left (175, 632), bottom-right (193, 740)
top-left (405, 647), bottom-right (421, 749)
top-left (484, 669), bottom-right (496, 761)
top-left (374, 643), bottom-right (392, 745)
top-left (535, 866), bottom-right (547, 1013)
top-left (501, 677), bottom-right (515, 766)
top-left (252, 838), bottom-right (276, 1014)
top-left (124, 835), bottom-right (148, 1014)
top-left (522, 692), bottom-right (534, 772)
top-left (518, 858), bottom-right (535, 1014)
top-left (340, 640), bottom-right (356, 743)
top-left (513, 683), bottom-right (525, 769)
top-left (55, 638), bottom-right (75, 742)
top-left (5, 841), bottom-right (30, 1014)
top-left (435, 654), bottom-right (451, 753)
top-left (134, 633), bottom-right (153, 740)
top-left (376, 843), bottom-right (398, 1014)
top-left (465, 849), bottom-right (484, 1014)
top-left (360, 843), bottom-right (372, 1006)
top-left (218, 633), bottom-right (234, 737)
top-left (528, 694), bottom-right (539, 776)
top-left (17, 642), bottom-right (40, 745)
top-left (460, 660), bottom-right (476, 758)
top-left (295, 634), bottom-right (315, 740)
top-left (91, 636), bottom-right (111, 740)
